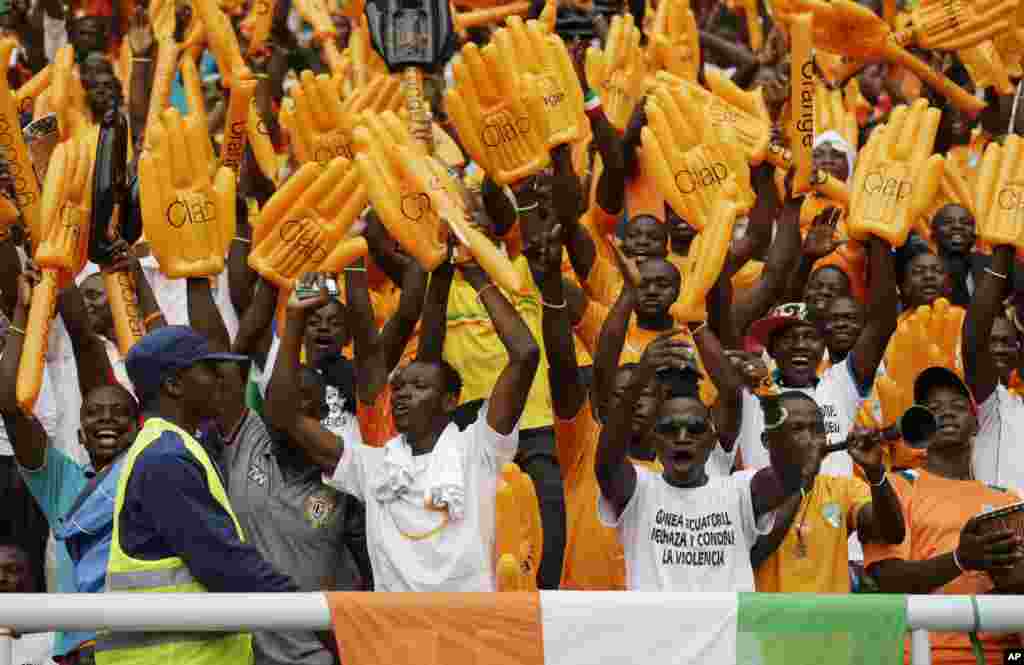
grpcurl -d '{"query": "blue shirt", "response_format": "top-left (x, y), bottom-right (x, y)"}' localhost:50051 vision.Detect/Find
top-left (118, 425), bottom-right (297, 593)
top-left (20, 448), bottom-right (94, 656)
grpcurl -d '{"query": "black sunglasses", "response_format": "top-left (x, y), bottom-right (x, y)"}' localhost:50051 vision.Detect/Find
top-left (654, 416), bottom-right (711, 437)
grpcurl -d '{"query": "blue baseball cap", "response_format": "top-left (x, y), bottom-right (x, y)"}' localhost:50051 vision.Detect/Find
top-left (126, 326), bottom-right (247, 403)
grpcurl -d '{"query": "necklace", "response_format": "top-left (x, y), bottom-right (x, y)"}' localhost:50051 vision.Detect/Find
top-left (793, 484), bottom-right (814, 559)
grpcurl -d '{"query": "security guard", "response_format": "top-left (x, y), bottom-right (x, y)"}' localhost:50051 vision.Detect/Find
top-left (97, 327), bottom-right (297, 665)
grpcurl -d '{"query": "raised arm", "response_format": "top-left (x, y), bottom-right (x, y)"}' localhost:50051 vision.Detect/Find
top-left (849, 236), bottom-right (899, 389)
top-left (232, 276), bottom-right (277, 359)
top-left (187, 277), bottom-right (231, 353)
top-left (264, 281), bottom-right (343, 474)
top-left (732, 195), bottom-right (802, 339)
top-left (847, 429), bottom-right (905, 545)
top-left (593, 245), bottom-right (640, 417)
top-left (963, 245), bottom-right (1013, 404)
top-left (694, 273), bottom-right (745, 451)
top-left (460, 263), bottom-right (540, 435)
top-left (416, 259), bottom-right (455, 363)
top-left (56, 280), bottom-right (114, 399)
top-left (0, 272), bottom-right (49, 470)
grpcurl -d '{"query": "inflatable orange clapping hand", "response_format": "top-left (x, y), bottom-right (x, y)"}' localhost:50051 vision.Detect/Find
top-left (444, 40), bottom-right (551, 185)
top-left (641, 84), bottom-right (755, 231)
top-left (493, 17), bottom-right (585, 148)
top-left (344, 17), bottom-right (389, 90)
top-left (843, 78), bottom-right (872, 129)
top-left (241, 0), bottom-right (277, 53)
top-left (975, 135), bottom-right (1024, 252)
top-left (50, 46), bottom-right (91, 142)
top-left (892, 0), bottom-right (1017, 51)
top-left (647, 0), bottom-right (700, 82)
top-left (811, 170), bottom-right (851, 206)
top-left (148, 0), bottom-right (176, 41)
top-left (495, 463), bottom-right (543, 592)
top-left (816, 82), bottom-right (859, 151)
top-left (0, 40), bottom-right (43, 244)
top-left (847, 99), bottom-right (942, 247)
top-left (586, 13), bottom-right (648, 132)
top-left (17, 133), bottom-right (97, 412)
top-left (802, 0), bottom-right (985, 114)
top-left (338, 74), bottom-right (404, 142)
top-left (247, 96), bottom-right (280, 186)
top-left (14, 65), bottom-right (51, 119)
top-left (280, 70), bottom-right (353, 166)
top-left (354, 111), bottom-right (448, 270)
top-left (139, 98), bottom-right (236, 278)
top-left (249, 158), bottom-right (367, 288)
top-left (293, 0), bottom-right (347, 76)
top-left (788, 12), bottom-right (814, 195)
top-left (189, 0), bottom-right (252, 87)
top-left (675, 199), bottom-right (740, 321)
top-left (958, 41), bottom-right (1014, 96)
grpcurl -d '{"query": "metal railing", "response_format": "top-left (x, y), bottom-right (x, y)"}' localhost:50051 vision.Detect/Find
top-left (0, 593), bottom-right (1021, 665)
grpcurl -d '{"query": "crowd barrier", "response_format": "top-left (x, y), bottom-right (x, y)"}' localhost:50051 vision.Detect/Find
top-left (0, 593), bottom-right (1021, 665)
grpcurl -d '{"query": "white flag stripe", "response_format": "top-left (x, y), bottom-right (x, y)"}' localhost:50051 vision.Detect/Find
top-left (540, 591), bottom-right (739, 665)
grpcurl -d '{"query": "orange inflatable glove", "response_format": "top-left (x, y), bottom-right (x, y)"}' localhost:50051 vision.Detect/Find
top-left (18, 134), bottom-right (97, 412)
top-left (811, 169), bottom-right (851, 206)
top-left (801, 0), bottom-right (986, 114)
top-left (249, 158), bottom-right (367, 288)
top-left (493, 17), bottom-right (585, 148)
top-left (220, 75), bottom-right (258, 174)
top-left (495, 463), bottom-right (543, 592)
top-left (444, 40), bottom-right (551, 185)
top-left (958, 41), bottom-right (1014, 96)
top-left (241, 0), bottom-right (277, 53)
top-left (993, 18), bottom-right (1024, 79)
top-left (139, 107), bottom-right (236, 278)
top-left (51, 46), bottom-right (92, 140)
top-left (149, 0), bottom-right (177, 41)
top-left (189, 0), bottom-right (253, 87)
top-left (847, 99), bottom-right (942, 247)
top-left (344, 17), bottom-right (390, 91)
top-left (454, 2), bottom-right (532, 32)
top-left (647, 0), bottom-right (700, 82)
top-left (891, 0), bottom-right (1017, 51)
top-left (642, 83), bottom-right (755, 231)
top-left (975, 135), bottom-right (1024, 252)
top-left (675, 201), bottom-right (740, 321)
top-left (248, 96), bottom-right (280, 186)
top-left (586, 14), bottom-right (648, 132)
top-left (816, 82), bottom-right (859, 152)
top-left (143, 40), bottom-right (181, 150)
top-left (788, 12), bottom-right (814, 195)
top-left (0, 40), bottom-right (43, 244)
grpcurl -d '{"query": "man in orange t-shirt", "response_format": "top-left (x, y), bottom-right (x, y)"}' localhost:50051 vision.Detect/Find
top-left (865, 368), bottom-right (1024, 665)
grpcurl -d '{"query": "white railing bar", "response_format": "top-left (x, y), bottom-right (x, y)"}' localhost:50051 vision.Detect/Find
top-left (0, 593), bottom-right (1019, 633)
top-left (910, 629), bottom-right (932, 665)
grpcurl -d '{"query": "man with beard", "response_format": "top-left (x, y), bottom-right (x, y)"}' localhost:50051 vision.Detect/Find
top-left (0, 272), bottom-right (140, 665)
top-left (271, 261), bottom-right (540, 591)
top-left (866, 367), bottom-right (1024, 665)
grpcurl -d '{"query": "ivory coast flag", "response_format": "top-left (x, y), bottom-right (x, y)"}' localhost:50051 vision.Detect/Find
top-left (329, 592), bottom-right (907, 665)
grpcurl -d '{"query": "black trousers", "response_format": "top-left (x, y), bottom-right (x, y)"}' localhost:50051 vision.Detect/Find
top-left (516, 426), bottom-right (566, 591)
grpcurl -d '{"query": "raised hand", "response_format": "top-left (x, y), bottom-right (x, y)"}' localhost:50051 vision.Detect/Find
top-left (249, 157), bottom-right (367, 288)
top-left (974, 135), bottom-right (1024, 251)
top-left (138, 58), bottom-right (236, 278)
top-left (638, 328), bottom-right (697, 375)
top-left (36, 130), bottom-right (96, 280)
top-left (280, 70), bottom-right (351, 167)
top-left (846, 426), bottom-right (885, 475)
top-left (493, 17), bottom-right (585, 147)
top-left (641, 82), bottom-right (754, 231)
top-left (647, 0), bottom-right (700, 82)
top-left (444, 39), bottom-right (551, 185)
top-left (586, 13), bottom-right (648, 131)
top-left (847, 99), bottom-right (942, 247)
top-left (892, 0), bottom-right (1017, 51)
top-left (803, 207), bottom-right (842, 259)
top-left (50, 46), bottom-right (90, 141)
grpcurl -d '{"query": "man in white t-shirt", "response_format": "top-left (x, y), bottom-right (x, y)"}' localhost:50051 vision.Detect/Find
top-left (265, 267), bottom-right (540, 592)
top-left (961, 244), bottom-right (1024, 490)
top-left (596, 336), bottom-right (804, 592)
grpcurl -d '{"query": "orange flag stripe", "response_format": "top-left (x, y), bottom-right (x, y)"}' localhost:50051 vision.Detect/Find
top-left (330, 592), bottom-right (545, 665)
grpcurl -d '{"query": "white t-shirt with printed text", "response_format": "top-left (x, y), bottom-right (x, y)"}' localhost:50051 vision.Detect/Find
top-left (324, 404), bottom-right (518, 592)
top-left (598, 466), bottom-right (771, 592)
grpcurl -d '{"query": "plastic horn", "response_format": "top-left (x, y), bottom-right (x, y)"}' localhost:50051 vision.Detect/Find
top-left (824, 404), bottom-right (937, 452)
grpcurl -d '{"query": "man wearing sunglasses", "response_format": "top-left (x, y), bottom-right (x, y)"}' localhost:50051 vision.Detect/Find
top-left (747, 392), bottom-right (904, 593)
top-left (596, 332), bottom-right (804, 592)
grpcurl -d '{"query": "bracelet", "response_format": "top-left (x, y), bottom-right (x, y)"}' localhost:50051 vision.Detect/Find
top-left (985, 267), bottom-right (1008, 280)
top-left (233, 236), bottom-right (251, 244)
top-left (7, 325), bottom-right (25, 336)
top-left (953, 548), bottom-right (966, 573)
top-left (516, 201), bottom-right (539, 214)
top-left (475, 282), bottom-right (498, 304)
top-left (143, 312), bottom-right (163, 328)
top-left (344, 266), bottom-right (367, 272)
top-left (690, 321), bottom-right (707, 335)
top-left (132, 56), bottom-right (153, 62)
top-left (542, 297), bottom-right (567, 309)
top-left (868, 472), bottom-right (888, 488)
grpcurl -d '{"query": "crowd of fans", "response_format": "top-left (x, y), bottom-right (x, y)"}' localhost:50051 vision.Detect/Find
top-left (0, 0), bottom-right (1023, 663)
